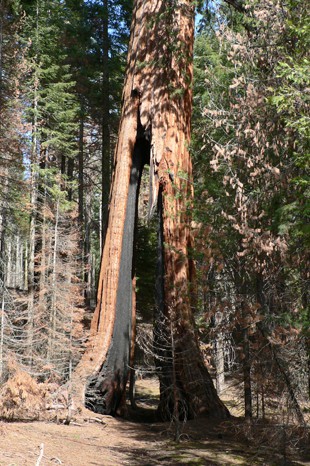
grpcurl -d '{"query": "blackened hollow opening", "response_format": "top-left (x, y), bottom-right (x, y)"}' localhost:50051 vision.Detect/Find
top-left (85, 126), bottom-right (151, 415)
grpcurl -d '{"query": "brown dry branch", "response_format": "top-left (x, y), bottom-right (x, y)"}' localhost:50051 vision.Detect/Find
top-left (0, 369), bottom-right (46, 421)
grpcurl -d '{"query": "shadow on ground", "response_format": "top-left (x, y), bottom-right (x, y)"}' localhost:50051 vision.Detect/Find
top-left (119, 378), bottom-right (310, 466)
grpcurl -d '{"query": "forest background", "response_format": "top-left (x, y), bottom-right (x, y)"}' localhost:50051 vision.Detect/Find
top-left (0, 0), bottom-right (309, 433)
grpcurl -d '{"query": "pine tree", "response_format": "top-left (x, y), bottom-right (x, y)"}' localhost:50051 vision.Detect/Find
top-left (18, 0), bottom-right (82, 378)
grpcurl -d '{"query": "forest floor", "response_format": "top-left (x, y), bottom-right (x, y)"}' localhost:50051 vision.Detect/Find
top-left (0, 378), bottom-right (309, 466)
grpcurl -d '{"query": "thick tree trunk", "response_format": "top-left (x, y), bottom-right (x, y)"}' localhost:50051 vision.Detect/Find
top-left (71, 0), bottom-right (229, 419)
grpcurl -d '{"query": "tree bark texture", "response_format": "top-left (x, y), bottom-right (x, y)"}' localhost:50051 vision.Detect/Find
top-left (72, 0), bottom-right (229, 419)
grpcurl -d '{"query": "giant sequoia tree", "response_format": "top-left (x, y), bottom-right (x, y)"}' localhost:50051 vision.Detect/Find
top-left (72, 0), bottom-right (229, 420)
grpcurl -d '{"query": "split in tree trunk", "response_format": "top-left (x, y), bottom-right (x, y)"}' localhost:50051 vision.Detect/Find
top-left (71, 0), bottom-right (229, 420)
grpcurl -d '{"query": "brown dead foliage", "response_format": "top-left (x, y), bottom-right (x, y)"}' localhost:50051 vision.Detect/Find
top-left (0, 370), bottom-right (51, 421)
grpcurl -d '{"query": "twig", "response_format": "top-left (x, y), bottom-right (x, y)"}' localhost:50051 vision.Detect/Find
top-left (35, 443), bottom-right (44, 466)
top-left (88, 417), bottom-right (107, 425)
top-left (51, 457), bottom-right (62, 464)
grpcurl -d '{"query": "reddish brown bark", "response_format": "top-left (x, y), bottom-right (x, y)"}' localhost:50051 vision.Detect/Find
top-left (71, 0), bottom-right (229, 419)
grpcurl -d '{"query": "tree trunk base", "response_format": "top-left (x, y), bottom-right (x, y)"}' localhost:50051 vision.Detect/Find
top-left (85, 369), bottom-right (127, 416)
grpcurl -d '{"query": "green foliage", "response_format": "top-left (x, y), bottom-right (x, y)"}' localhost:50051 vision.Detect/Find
top-left (192, 26), bottom-right (238, 258)
top-left (0, 0), bottom-right (134, 381)
top-left (135, 219), bottom-right (158, 322)
top-left (64, 0), bottom-right (130, 122)
top-left (22, 0), bottom-right (79, 162)
top-left (0, 1), bottom-right (28, 236)
top-left (268, 4), bottom-right (310, 252)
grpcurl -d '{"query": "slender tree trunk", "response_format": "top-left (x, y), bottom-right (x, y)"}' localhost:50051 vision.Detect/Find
top-left (84, 191), bottom-right (92, 307)
top-left (6, 241), bottom-right (11, 288)
top-left (26, 0), bottom-right (40, 367)
top-left (243, 324), bottom-right (252, 419)
top-left (27, 150), bottom-right (38, 367)
top-left (27, 169), bottom-right (36, 366)
top-left (101, 0), bottom-right (111, 242)
top-left (71, 0), bottom-right (229, 419)
top-left (38, 186), bottom-right (47, 309)
top-left (0, 0), bottom-right (3, 92)
top-left (67, 157), bottom-right (74, 201)
top-left (47, 198), bottom-right (59, 363)
top-left (267, 335), bottom-right (306, 426)
top-left (78, 117), bottom-right (84, 225)
top-left (0, 211), bottom-right (5, 285)
top-left (215, 334), bottom-right (225, 395)
top-left (256, 277), bottom-right (305, 425)
top-left (78, 116), bottom-right (92, 306)
top-left (16, 235), bottom-right (21, 289)
top-left (24, 242), bottom-right (28, 290)
top-left (261, 383), bottom-right (265, 419)
top-left (0, 295), bottom-right (5, 380)
top-left (0, 169), bottom-right (9, 285)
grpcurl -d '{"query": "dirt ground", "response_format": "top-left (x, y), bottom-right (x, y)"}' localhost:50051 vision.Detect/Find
top-left (0, 379), bottom-right (309, 466)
